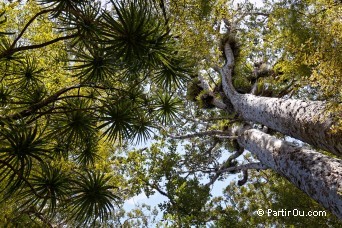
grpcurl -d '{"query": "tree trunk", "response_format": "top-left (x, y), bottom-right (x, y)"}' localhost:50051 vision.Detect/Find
top-left (237, 128), bottom-right (342, 219)
top-left (220, 42), bottom-right (342, 157)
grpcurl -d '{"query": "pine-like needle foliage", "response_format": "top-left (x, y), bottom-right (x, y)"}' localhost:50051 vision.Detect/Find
top-left (69, 171), bottom-right (119, 225)
top-left (0, 0), bottom-right (193, 225)
top-left (0, 122), bottom-right (50, 196)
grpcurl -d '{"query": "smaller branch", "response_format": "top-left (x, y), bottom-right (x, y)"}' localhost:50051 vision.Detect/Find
top-left (206, 149), bottom-right (244, 187)
top-left (1, 33), bottom-right (78, 59)
top-left (146, 182), bottom-right (176, 205)
top-left (198, 74), bottom-right (228, 110)
top-left (26, 107), bottom-right (55, 124)
top-left (55, 95), bottom-right (98, 101)
top-left (28, 107), bottom-right (98, 115)
top-left (207, 71), bottom-right (219, 87)
top-left (206, 162), bottom-right (268, 187)
top-left (158, 0), bottom-right (168, 24)
top-left (166, 130), bottom-right (233, 140)
top-left (202, 141), bottom-right (220, 159)
top-left (25, 207), bottom-right (53, 228)
top-left (215, 135), bottom-right (238, 139)
top-left (237, 170), bottom-right (248, 186)
top-left (0, 160), bottom-right (47, 199)
top-left (4, 84), bottom-right (82, 120)
top-left (220, 162), bottom-right (268, 174)
top-left (249, 12), bottom-right (270, 17)
top-left (180, 116), bottom-right (234, 124)
top-left (212, 98), bottom-right (227, 110)
top-left (2, 83), bottom-right (113, 120)
top-left (11, 9), bottom-right (54, 50)
top-left (15, 33), bottom-right (77, 51)
top-left (135, 147), bottom-right (147, 154)
top-left (220, 41), bottom-right (238, 99)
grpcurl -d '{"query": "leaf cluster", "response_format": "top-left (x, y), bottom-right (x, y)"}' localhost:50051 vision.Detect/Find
top-left (0, 0), bottom-right (193, 225)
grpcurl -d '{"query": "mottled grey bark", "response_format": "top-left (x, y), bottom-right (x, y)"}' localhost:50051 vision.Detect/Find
top-left (220, 42), bottom-right (342, 157)
top-left (237, 128), bottom-right (342, 219)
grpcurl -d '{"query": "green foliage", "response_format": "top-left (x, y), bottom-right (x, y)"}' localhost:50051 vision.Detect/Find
top-left (0, 10), bottom-right (14, 37)
top-left (233, 75), bottom-right (252, 94)
top-left (12, 57), bottom-right (45, 89)
top-left (161, 177), bottom-right (210, 225)
top-left (69, 43), bottom-right (117, 84)
top-left (75, 137), bottom-right (101, 167)
top-left (52, 98), bottom-right (97, 145)
top-left (69, 171), bottom-right (119, 225)
top-left (0, 0), bottom-right (190, 225)
top-left (209, 170), bottom-right (342, 227)
top-left (22, 163), bottom-right (70, 215)
top-left (102, 0), bottom-right (168, 69)
top-left (198, 0), bottom-right (214, 19)
top-left (62, 1), bottom-right (103, 42)
top-left (39, 0), bottom-right (85, 18)
top-left (154, 93), bottom-right (183, 125)
top-left (186, 77), bottom-right (203, 101)
top-left (19, 84), bottom-right (48, 105)
top-left (0, 122), bottom-right (50, 195)
top-left (0, 0), bottom-right (341, 226)
top-left (152, 54), bottom-right (192, 90)
top-left (0, 84), bottom-right (11, 106)
top-left (197, 91), bottom-right (216, 109)
top-left (100, 99), bottom-right (146, 142)
top-left (265, 0), bottom-right (341, 101)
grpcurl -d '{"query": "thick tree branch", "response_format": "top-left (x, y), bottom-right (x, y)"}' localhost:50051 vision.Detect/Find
top-left (164, 130), bottom-right (234, 140)
top-left (238, 127), bottom-right (342, 219)
top-left (220, 39), bottom-right (341, 156)
top-left (146, 182), bottom-right (176, 205)
top-left (1, 33), bottom-right (78, 59)
top-left (180, 116), bottom-right (235, 124)
top-left (3, 84), bottom-right (82, 120)
top-left (198, 74), bottom-right (228, 110)
top-left (220, 162), bottom-right (267, 174)
top-left (205, 162), bottom-right (268, 187)
top-left (204, 141), bottom-right (219, 157)
top-left (25, 207), bottom-right (53, 228)
top-left (2, 83), bottom-right (111, 120)
top-left (220, 41), bottom-right (238, 99)
top-left (237, 170), bottom-right (248, 186)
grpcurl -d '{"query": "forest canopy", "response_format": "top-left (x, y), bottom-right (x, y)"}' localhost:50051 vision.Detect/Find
top-left (0, 0), bottom-right (341, 226)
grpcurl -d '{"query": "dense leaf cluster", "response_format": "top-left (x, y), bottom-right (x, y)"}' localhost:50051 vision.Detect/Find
top-left (0, 0), bottom-right (192, 225)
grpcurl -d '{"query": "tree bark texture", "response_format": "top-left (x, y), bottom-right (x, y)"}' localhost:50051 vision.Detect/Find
top-left (238, 128), bottom-right (342, 219)
top-left (221, 41), bottom-right (342, 157)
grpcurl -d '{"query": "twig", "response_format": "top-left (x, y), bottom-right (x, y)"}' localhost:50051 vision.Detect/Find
top-left (10, 9), bottom-right (54, 50)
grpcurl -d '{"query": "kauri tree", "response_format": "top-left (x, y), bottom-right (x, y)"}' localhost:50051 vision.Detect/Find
top-left (0, 0), bottom-right (341, 226)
